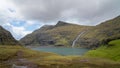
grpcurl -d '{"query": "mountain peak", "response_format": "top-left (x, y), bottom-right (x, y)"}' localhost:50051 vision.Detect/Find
top-left (55, 21), bottom-right (70, 26)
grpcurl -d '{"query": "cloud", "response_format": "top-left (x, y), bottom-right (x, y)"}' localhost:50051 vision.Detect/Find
top-left (0, 0), bottom-right (23, 25)
top-left (2, 18), bottom-right (42, 40)
top-left (0, 0), bottom-right (37, 40)
top-left (0, 0), bottom-right (120, 40)
top-left (0, 8), bottom-right (9, 25)
top-left (3, 23), bottom-right (32, 40)
top-left (12, 0), bottom-right (120, 25)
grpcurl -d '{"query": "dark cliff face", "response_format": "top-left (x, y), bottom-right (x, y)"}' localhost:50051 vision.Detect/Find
top-left (20, 15), bottom-right (120, 48)
top-left (0, 26), bottom-right (20, 45)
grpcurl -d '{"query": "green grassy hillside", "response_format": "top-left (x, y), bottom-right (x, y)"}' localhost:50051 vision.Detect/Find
top-left (77, 16), bottom-right (120, 48)
top-left (86, 39), bottom-right (120, 61)
top-left (46, 24), bottom-right (91, 46)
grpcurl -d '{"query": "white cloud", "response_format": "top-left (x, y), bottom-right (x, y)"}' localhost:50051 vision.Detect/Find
top-left (0, 0), bottom-right (24, 24)
top-left (26, 20), bottom-right (37, 25)
top-left (11, 26), bottom-right (31, 37)
top-left (3, 23), bottom-right (32, 40)
top-left (0, 0), bottom-right (32, 40)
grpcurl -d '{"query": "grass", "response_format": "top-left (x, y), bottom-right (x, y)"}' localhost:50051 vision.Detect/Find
top-left (0, 46), bottom-right (58, 61)
top-left (85, 39), bottom-right (120, 61)
top-left (0, 44), bottom-right (120, 68)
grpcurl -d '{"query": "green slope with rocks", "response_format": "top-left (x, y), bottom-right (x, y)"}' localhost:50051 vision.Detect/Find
top-left (20, 21), bottom-right (92, 47)
top-left (20, 16), bottom-right (120, 48)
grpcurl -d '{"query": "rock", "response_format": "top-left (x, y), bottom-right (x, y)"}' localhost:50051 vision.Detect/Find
top-left (55, 21), bottom-right (70, 27)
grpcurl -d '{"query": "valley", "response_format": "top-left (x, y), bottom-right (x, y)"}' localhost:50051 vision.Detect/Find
top-left (0, 16), bottom-right (120, 68)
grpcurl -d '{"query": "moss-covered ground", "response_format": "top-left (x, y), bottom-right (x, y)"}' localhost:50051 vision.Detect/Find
top-left (0, 43), bottom-right (120, 68)
top-left (86, 39), bottom-right (120, 61)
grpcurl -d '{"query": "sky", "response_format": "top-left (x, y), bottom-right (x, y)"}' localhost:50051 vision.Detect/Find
top-left (0, 0), bottom-right (120, 40)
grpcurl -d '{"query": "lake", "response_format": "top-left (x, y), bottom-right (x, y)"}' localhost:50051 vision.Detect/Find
top-left (31, 47), bottom-right (89, 56)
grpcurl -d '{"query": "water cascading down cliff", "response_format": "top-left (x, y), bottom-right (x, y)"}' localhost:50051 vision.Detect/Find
top-left (72, 31), bottom-right (86, 48)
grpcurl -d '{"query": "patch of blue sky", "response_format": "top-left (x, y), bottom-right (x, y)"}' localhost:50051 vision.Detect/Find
top-left (25, 23), bottom-right (41, 31)
top-left (25, 21), bottom-right (44, 31)
top-left (9, 19), bottom-right (26, 27)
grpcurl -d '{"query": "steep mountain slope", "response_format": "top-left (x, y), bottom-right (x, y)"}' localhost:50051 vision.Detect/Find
top-left (20, 16), bottom-right (120, 48)
top-left (0, 26), bottom-right (19, 45)
top-left (80, 15), bottom-right (120, 48)
top-left (20, 21), bottom-right (92, 46)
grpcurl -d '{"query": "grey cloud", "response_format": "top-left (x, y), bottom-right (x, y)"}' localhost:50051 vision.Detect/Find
top-left (0, 10), bottom-right (9, 25)
top-left (12, 0), bottom-right (120, 25)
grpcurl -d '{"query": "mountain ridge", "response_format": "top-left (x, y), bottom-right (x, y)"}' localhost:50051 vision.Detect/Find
top-left (20, 15), bottom-right (120, 48)
top-left (20, 21), bottom-right (91, 46)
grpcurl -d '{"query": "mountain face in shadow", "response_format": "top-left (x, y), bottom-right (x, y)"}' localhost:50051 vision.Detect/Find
top-left (20, 16), bottom-right (120, 48)
top-left (0, 26), bottom-right (20, 45)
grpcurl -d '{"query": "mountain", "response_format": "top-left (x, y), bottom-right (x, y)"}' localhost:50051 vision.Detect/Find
top-left (0, 26), bottom-right (20, 45)
top-left (20, 21), bottom-right (91, 46)
top-left (20, 16), bottom-right (120, 48)
top-left (80, 15), bottom-right (120, 48)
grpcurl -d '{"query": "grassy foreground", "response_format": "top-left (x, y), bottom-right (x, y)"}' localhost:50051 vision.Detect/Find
top-left (86, 39), bottom-right (120, 61)
top-left (0, 45), bottom-right (120, 68)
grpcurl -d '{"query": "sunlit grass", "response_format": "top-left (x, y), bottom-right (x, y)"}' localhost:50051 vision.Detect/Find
top-left (85, 39), bottom-right (120, 61)
top-left (0, 45), bottom-right (120, 68)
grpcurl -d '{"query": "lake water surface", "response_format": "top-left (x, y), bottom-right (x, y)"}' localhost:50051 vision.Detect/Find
top-left (32, 47), bottom-right (89, 56)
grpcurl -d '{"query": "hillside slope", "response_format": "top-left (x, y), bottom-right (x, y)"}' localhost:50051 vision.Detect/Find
top-left (20, 21), bottom-right (92, 46)
top-left (86, 39), bottom-right (120, 61)
top-left (80, 15), bottom-right (120, 48)
top-left (0, 26), bottom-right (20, 45)
top-left (20, 16), bottom-right (120, 48)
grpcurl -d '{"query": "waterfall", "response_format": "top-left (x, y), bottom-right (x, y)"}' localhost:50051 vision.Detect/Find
top-left (72, 31), bottom-right (86, 48)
